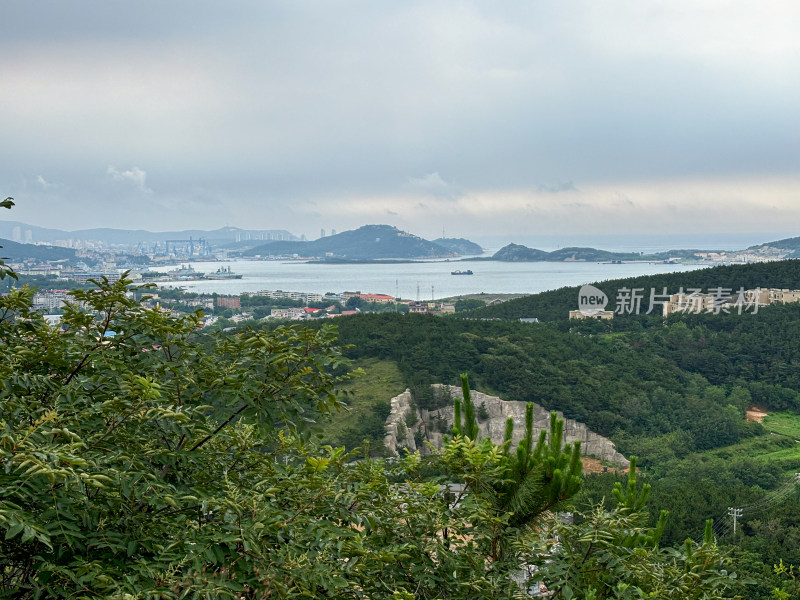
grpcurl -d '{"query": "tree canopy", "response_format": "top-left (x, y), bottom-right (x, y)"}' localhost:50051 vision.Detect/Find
top-left (0, 274), bottom-right (743, 598)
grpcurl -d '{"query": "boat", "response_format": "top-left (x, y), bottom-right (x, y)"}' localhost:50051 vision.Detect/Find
top-left (451, 269), bottom-right (474, 275)
top-left (166, 264), bottom-right (204, 279)
top-left (204, 265), bottom-right (243, 280)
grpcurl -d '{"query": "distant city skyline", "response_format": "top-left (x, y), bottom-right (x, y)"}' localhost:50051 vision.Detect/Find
top-left (2, 1), bottom-right (799, 239)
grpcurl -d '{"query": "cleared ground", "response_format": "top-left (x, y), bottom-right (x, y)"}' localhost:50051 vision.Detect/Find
top-left (762, 411), bottom-right (800, 439)
top-left (323, 358), bottom-right (407, 444)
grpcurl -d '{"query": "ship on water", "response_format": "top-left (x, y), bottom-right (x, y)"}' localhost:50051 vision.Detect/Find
top-left (451, 269), bottom-right (474, 275)
top-left (204, 265), bottom-right (243, 280)
top-left (166, 264), bottom-right (204, 279)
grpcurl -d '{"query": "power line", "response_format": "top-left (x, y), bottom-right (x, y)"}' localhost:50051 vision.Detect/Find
top-left (694, 473), bottom-right (799, 545)
top-left (727, 507), bottom-right (743, 536)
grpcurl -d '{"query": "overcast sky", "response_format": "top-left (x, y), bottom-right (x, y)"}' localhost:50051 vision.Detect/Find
top-left (2, 1), bottom-right (799, 240)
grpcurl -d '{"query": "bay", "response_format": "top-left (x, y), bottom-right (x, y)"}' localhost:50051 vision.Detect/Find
top-left (151, 260), bottom-right (709, 299)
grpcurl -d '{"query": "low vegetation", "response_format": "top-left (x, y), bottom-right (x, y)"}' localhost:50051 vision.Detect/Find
top-left (763, 411), bottom-right (800, 439)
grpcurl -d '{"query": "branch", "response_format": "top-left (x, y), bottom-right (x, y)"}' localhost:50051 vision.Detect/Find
top-left (189, 403), bottom-right (248, 452)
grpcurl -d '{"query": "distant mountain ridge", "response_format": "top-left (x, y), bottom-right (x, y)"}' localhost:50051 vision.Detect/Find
top-left (0, 221), bottom-right (297, 246)
top-left (748, 236), bottom-right (800, 257)
top-left (4, 216), bottom-right (797, 262)
top-left (243, 225), bottom-right (463, 259)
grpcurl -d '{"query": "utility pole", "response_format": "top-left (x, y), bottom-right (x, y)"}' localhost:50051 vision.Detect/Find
top-left (728, 507), bottom-right (743, 536)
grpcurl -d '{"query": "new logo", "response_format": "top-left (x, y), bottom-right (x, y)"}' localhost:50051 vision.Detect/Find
top-left (578, 284), bottom-right (608, 316)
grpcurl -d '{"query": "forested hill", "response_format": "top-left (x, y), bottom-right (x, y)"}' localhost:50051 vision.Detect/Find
top-left (259, 259), bottom-right (800, 593)
top-left (244, 224), bottom-right (464, 259)
top-left (432, 237), bottom-right (483, 255)
top-left (0, 238), bottom-right (76, 262)
top-left (331, 305), bottom-right (800, 446)
top-left (491, 243), bottom-right (702, 262)
top-left (462, 260), bottom-right (800, 321)
top-left (748, 235), bottom-right (800, 256)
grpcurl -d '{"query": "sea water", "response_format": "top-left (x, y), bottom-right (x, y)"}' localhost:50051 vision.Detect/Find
top-left (152, 259), bottom-right (709, 299)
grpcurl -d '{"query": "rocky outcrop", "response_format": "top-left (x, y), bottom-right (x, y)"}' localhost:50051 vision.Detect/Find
top-left (384, 384), bottom-right (629, 468)
top-left (384, 389), bottom-right (416, 455)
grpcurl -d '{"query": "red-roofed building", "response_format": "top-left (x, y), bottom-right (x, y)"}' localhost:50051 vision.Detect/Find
top-left (361, 293), bottom-right (395, 304)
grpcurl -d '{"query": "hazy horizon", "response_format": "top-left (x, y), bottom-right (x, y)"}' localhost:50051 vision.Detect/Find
top-left (2, 2), bottom-right (798, 239)
top-left (2, 216), bottom-right (797, 255)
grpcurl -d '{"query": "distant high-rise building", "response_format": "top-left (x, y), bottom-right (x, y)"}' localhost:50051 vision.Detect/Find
top-left (11, 226), bottom-right (21, 242)
top-left (331, 229), bottom-right (337, 236)
top-left (300, 234), bottom-right (307, 241)
top-left (320, 228), bottom-right (326, 239)
top-left (24, 229), bottom-right (32, 244)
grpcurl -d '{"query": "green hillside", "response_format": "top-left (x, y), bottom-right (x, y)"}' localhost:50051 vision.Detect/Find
top-left (0, 238), bottom-right (77, 262)
top-left (463, 259), bottom-right (800, 321)
top-left (312, 278), bottom-right (800, 587)
top-left (322, 358), bottom-right (406, 453)
top-left (749, 235), bottom-right (800, 256)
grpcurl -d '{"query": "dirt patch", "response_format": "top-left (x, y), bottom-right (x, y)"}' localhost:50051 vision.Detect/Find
top-left (746, 406), bottom-right (768, 423)
top-left (582, 456), bottom-right (610, 474)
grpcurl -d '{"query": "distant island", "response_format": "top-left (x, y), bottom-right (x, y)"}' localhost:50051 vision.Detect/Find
top-left (485, 237), bottom-right (800, 264)
top-left (487, 243), bottom-right (691, 263)
top-left (242, 225), bottom-right (483, 260)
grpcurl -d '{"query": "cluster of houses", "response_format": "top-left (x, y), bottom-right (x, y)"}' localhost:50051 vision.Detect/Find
top-left (24, 284), bottom-right (469, 327)
top-left (266, 291), bottom-right (457, 321)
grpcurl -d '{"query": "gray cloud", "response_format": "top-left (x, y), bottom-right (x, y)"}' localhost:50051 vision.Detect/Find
top-left (36, 176), bottom-right (58, 191)
top-left (107, 166), bottom-right (152, 194)
top-left (0, 1), bottom-right (798, 238)
top-left (537, 181), bottom-right (578, 194)
top-left (406, 172), bottom-right (462, 200)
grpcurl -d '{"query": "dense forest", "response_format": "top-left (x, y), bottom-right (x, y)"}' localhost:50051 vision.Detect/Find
top-left (4, 255), bottom-right (800, 596)
top-left (289, 260), bottom-right (800, 598)
top-left (2, 274), bottom-right (751, 598)
top-left (330, 304), bottom-right (800, 452)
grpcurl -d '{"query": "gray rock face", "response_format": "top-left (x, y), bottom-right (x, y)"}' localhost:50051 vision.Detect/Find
top-left (383, 389), bottom-right (418, 455)
top-left (384, 384), bottom-right (629, 468)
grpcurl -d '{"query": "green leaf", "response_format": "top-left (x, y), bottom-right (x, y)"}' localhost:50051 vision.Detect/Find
top-left (4, 521), bottom-right (24, 540)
